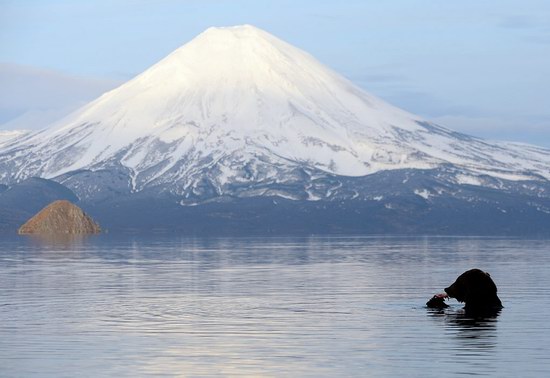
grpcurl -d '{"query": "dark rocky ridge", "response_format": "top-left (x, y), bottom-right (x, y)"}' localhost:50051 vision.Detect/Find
top-left (2, 172), bottom-right (550, 235)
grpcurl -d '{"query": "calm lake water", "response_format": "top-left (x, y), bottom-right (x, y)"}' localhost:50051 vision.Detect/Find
top-left (1, 235), bottom-right (549, 377)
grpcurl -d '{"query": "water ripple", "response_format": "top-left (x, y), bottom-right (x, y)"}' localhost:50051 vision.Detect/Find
top-left (1, 236), bottom-right (549, 377)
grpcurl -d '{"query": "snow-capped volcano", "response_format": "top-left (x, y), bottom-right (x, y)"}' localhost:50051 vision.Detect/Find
top-left (1, 25), bottom-right (549, 203)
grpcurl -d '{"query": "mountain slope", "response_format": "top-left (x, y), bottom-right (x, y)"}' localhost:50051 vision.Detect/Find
top-left (0, 25), bottom-right (549, 205)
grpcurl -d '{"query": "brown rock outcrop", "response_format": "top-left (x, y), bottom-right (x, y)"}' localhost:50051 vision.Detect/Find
top-left (18, 200), bottom-right (101, 234)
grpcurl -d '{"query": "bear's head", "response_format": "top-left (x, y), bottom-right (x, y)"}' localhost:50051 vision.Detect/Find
top-left (444, 268), bottom-right (499, 306)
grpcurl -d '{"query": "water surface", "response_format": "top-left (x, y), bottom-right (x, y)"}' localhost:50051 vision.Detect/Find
top-left (1, 236), bottom-right (549, 377)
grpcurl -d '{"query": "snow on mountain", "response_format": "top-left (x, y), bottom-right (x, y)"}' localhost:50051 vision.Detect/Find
top-left (0, 129), bottom-right (29, 145)
top-left (0, 25), bottom-right (549, 202)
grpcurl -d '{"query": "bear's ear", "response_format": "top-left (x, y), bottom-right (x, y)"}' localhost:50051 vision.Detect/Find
top-left (485, 271), bottom-right (491, 277)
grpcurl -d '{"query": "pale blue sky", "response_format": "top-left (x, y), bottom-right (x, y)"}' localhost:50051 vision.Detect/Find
top-left (1, 0), bottom-right (550, 146)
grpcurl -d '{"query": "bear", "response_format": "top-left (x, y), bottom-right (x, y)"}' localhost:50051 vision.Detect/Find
top-left (444, 268), bottom-right (503, 315)
top-left (426, 269), bottom-right (503, 315)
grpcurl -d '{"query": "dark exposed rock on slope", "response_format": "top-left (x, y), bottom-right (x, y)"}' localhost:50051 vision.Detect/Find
top-left (18, 200), bottom-right (101, 235)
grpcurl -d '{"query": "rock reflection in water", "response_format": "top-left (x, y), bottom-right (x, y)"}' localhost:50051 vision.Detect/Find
top-left (23, 234), bottom-right (89, 250)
